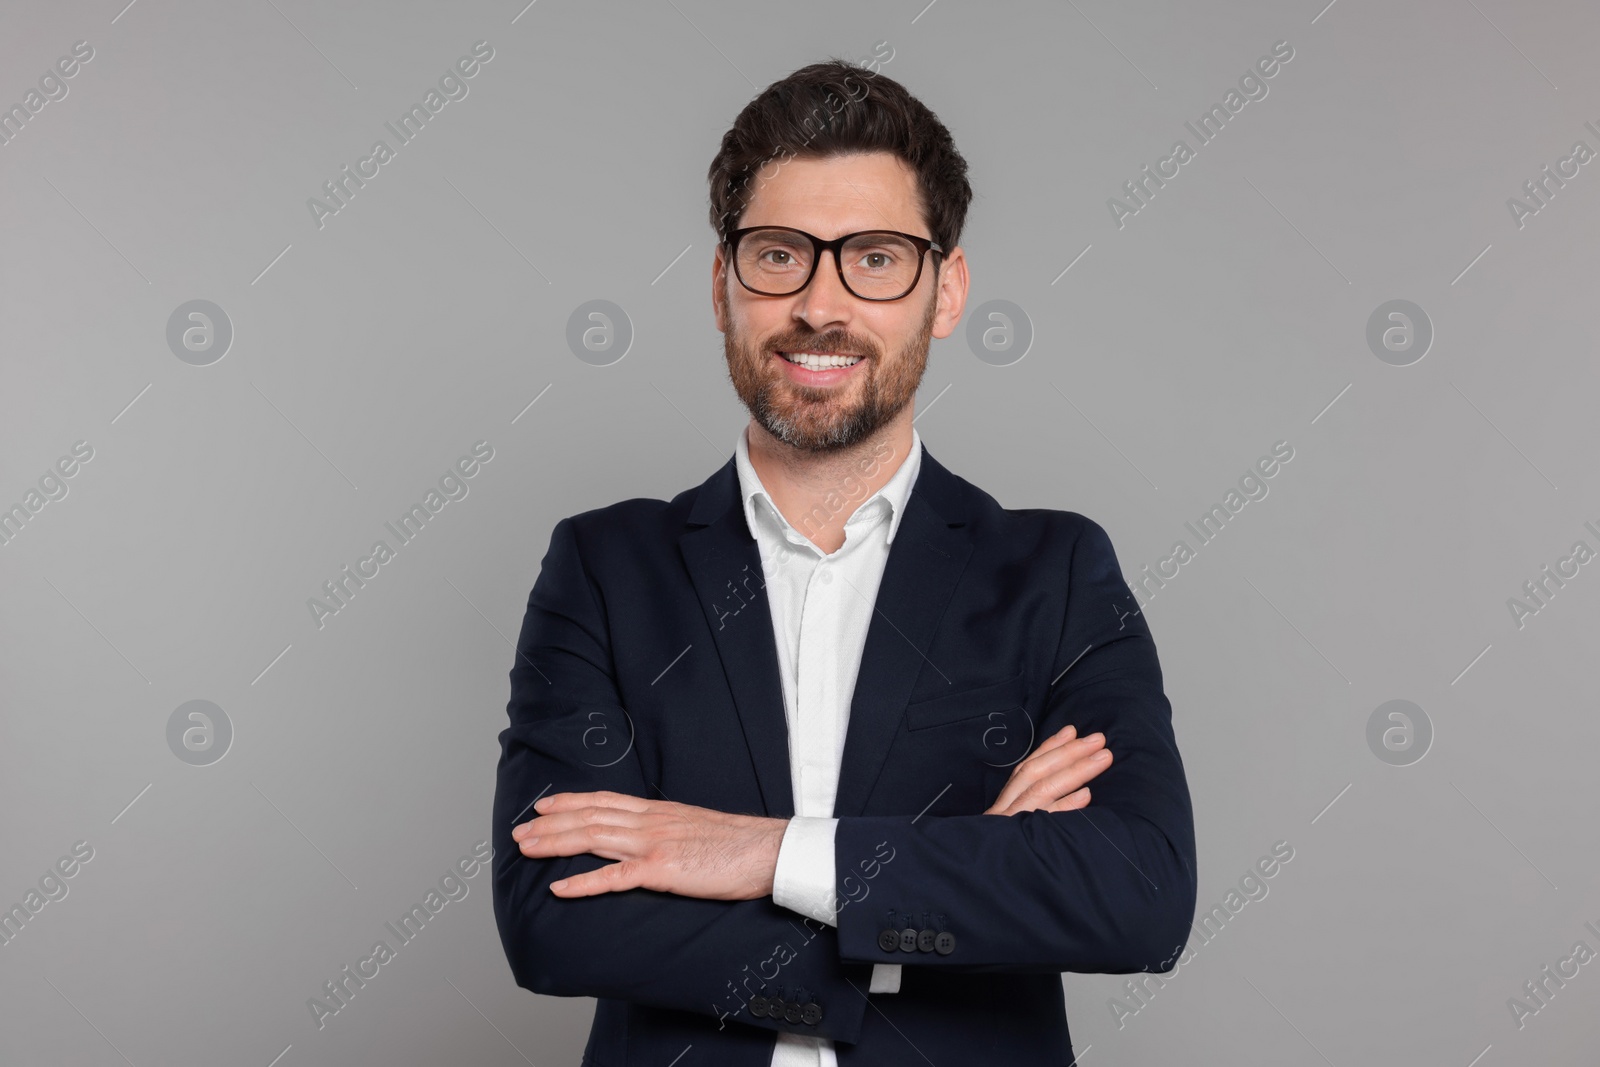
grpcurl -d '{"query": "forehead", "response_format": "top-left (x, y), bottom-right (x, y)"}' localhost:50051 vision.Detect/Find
top-left (739, 151), bottom-right (926, 238)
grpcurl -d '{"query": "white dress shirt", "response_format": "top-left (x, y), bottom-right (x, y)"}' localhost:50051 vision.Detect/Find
top-left (734, 423), bottom-right (923, 1067)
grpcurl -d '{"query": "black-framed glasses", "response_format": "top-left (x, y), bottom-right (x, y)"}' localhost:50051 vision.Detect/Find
top-left (726, 225), bottom-right (943, 302)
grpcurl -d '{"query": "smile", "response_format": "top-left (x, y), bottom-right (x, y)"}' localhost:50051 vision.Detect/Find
top-left (777, 351), bottom-right (864, 370)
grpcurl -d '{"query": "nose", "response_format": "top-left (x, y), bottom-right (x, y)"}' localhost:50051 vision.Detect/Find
top-left (793, 247), bottom-right (854, 332)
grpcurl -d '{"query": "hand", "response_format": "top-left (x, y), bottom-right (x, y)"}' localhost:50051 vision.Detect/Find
top-left (513, 791), bottom-right (788, 901)
top-left (984, 723), bottom-right (1111, 816)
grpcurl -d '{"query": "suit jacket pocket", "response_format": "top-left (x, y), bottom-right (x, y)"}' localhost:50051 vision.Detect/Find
top-left (904, 672), bottom-right (1027, 731)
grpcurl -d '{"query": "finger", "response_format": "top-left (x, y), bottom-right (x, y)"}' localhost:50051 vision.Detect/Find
top-left (1030, 748), bottom-right (1120, 796)
top-left (1031, 723), bottom-right (1077, 757)
top-left (534, 790), bottom-right (650, 816)
top-left (549, 859), bottom-right (640, 898)
top-left (519, 792), bottom-right (657, 837)
top-left (1045, 786), bottom-right (1091, 812)
top-left (990, 747), bottom-right (1109, 815)
top-left (529, 791), bottom-right (581, 814)
top-left (1011, 732), bottom-right (1107, 785)
top-left (1028, 746), bottom-right (1112, 802)
top-left (515, 793), bottom-right (571, 837)
top-left (517, 812), bottom-right (645, 857)
top-left (1012, 723), bottom-right (1082, 769)
top-left (991, 735), bottom-right (1107, 813)
top-left (520, 831), bottom-right (594, 859)
top-left (991, 780), bottom-right (1095, 817)
top-left (1008, 730), bottom-right (1104, 782)
top-left (563, 804), bottom-right (651, 832)
top-left (990, 735), bottom-right (1074, 809)
top-left (990, 757), bottom-right (1046, 815)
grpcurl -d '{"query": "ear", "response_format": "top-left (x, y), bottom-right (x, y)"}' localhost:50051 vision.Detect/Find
top-left (712, 244), bottom-right (730, 333)
top-left (930, 247), bottom-right (969, 341)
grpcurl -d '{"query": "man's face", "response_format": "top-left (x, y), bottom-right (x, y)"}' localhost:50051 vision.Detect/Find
top-left (712, 151), bottom-right (965, 454)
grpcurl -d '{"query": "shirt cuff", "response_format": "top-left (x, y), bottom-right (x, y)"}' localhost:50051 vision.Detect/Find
top-left (869, 963), bottom-right (903, 994)
top-left (772, 816), bottom-right (839, 926)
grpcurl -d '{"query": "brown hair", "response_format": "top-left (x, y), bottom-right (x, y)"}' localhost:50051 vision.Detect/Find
top-left (706, 58), bottom-right (973, 265)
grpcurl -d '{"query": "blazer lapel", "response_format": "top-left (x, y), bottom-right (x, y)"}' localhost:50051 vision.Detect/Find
top-left (680, 458), bottom-right (795, 818)
top-left (832, 449), bottom-right (973, 818)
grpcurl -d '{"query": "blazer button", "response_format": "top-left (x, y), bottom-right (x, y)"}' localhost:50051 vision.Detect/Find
top-left (802, 1002), bottom-right (823, 1025)
top-left (916, 929), bottom-right (937, 952)
top-left (783, 1001), bottom-right (803, 1025)
top-left (749, 995), bottom-right (770, 1018)
top-left (768, 996), bottom-right (786, 1020)
top-left (935, 931), bottom-right (956, 955)
top-left (898, 928), bottom-right (919, 952)
top-left (878, 929), bottom-right (900, 952)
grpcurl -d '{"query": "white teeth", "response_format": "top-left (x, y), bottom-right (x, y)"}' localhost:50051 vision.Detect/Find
top-left (781, 351), bottom-right (863, 370)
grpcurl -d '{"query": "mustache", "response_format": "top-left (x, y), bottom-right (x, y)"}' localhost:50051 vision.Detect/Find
top-left (765, 329), bottom-right (878, 359)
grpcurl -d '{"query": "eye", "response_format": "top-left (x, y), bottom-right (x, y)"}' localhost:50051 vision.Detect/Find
top-left (849, 244), bottom-right (905, 270)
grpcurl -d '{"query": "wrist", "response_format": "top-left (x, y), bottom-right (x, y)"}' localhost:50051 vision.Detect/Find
top-left (759, 817), bottom-right (788, 896)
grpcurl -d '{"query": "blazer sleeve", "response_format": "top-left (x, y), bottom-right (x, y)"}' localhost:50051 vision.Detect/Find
top-left (832, 514), bottom-right (1198, 975)
top-left (492, 516), bottom-right (876, 1042)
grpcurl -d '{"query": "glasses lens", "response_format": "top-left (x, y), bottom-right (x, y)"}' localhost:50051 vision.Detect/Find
top-left (840, 233), bottom-right (921, 298)
top-left (735, 230), bottom-right (923, 298)
top-left (736, 229), bottom-right (813, 294)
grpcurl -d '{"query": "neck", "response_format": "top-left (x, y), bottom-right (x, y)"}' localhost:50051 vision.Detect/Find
top-left (744, 415), bottom-right (914, 553)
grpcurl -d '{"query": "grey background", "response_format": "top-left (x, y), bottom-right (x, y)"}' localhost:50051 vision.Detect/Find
top-left (2, 0), bottom-right (1597, 1063)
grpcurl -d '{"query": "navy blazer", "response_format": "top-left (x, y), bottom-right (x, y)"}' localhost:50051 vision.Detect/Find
top-left (492, 441), bottom-right (1197, 1066)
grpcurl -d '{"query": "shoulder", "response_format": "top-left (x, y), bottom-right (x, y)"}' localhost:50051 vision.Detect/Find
top-left (921, 453), bottom-right (1117, 558)
top-left (987, 505), bottom-right (1121, 576)
top-left (558, 493), bottom-right (685, 550)
top-left (549, 472), bottom-right (712, 557)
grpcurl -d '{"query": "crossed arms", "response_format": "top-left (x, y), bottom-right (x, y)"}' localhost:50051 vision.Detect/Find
top-left (491, 515), bottom-right (1198, 1043)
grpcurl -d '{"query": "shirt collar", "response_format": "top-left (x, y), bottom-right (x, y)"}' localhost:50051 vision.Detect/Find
top-left (735, 423), bottom-right (922, 547)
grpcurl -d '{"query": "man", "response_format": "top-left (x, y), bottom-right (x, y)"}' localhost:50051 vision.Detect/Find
top-left (492, 59), bottom-right (1197, 1066)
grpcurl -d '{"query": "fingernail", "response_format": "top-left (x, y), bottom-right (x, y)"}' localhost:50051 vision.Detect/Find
top-left (1092, 749), bottom-right (1110, 760)
top-left (534, 796), bottom-right (551, 811)
top-left (550, 879), bottom-right (568, 891)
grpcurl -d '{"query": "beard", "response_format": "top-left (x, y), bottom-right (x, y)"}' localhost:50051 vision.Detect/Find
top-left (722, 287), bottom-right (936, 455)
